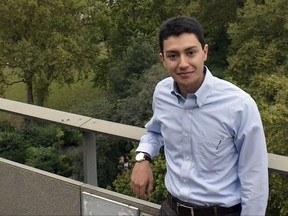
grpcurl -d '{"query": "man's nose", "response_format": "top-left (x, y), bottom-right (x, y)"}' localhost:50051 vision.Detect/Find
top-left (179, 55), bottom-right (189, 68)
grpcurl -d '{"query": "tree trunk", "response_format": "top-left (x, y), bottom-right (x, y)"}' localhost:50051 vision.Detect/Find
top-left (26, 81), bottom-right (34, 105)
top-left (35, 80), bottom-right (49, 107)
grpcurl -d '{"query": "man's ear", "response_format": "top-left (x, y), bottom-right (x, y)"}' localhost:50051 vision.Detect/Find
top-left (203, 44), bottom-right (208, 61)
top-left (159, 53), bottom-right (166, 68)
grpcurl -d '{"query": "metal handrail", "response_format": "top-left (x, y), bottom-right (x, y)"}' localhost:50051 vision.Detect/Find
top-left (0, 97), bottom-right (287, 187)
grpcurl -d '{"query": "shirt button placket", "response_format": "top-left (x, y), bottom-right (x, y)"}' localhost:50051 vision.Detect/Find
top-left (180, 102), bottom-right (192, 197)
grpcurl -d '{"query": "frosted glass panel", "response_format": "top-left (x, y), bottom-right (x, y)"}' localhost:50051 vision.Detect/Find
top-left (82, 192), bottom-right (139, 216)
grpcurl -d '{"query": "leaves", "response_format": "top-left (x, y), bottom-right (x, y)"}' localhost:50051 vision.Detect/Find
top-left (0, 0), bottom-right (112, 105)
top-left (226, 0), bottom-right (288, 85)
top-left (106, 33), bottom-right (159, 98)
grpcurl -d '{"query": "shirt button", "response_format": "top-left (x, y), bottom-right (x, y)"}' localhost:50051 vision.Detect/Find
top-left (185, 156), bottom-right (190, 160)
top-left (183, 133), bottom-right (189, 137)
top-left (183, 179), bottom-right (187, 183)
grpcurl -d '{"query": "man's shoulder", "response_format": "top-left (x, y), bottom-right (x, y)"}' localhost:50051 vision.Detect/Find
top-left (155, 77), bottom-right (173, 90)
top-left (214, 77), bottom-right (250, 100)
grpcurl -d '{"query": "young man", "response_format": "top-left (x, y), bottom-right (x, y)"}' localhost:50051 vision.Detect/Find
top-left (130, 16), bottom-right (268, 216)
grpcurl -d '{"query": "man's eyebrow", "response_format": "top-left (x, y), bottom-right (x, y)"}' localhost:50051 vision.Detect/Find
top-left (184, 46), bottom-right (197, 51)
top-left (165, 46), bottom-right (198, 53)
top-left (165, 50), bottom-right (177, 53)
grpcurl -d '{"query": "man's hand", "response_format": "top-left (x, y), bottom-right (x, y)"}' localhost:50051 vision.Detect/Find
top-left (130, 161), bottom-right (154, 199)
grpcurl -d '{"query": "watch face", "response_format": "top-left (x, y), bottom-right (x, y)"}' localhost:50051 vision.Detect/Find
top-left (136, 152), bottom-right (145, 161)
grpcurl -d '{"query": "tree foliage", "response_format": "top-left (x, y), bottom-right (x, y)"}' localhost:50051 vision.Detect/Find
top-left (226, 0), bottom-right (288, 85)
top-left (106, 0), bottom-right (191, 61)
top-left (106, 33), bottom-right (159, 98)
top-left (0, 0), bottom-right (111, 105)
top-left (93, 0), bottom-right (193, 91)
top-left (0, 121), bottom-right (82, 178)
top-left (190, 0), bottom-right (244, 73)
top-left (0, 121), bottom-right (28, 163)
top-left (116, 63), bottom-right (167, 127)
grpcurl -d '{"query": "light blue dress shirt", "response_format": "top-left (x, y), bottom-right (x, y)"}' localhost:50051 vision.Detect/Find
top-left (136, 67), bottom-right (268, 215)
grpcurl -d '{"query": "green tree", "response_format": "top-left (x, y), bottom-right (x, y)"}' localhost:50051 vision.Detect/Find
top-left (0, 120), bottom-right (83, 178)
top-left (106, 0), bottom-right (190, 61)
top-left (93, 0), bottom-right (192, 90)
top-left (0, 121), bottom-right (28, 163)
top-left (226, 0), bottom-right (288, 85)
top-left (0, 0), bottom-right (111, 105)
top-left (189, 0), bottom-right (244, 76)
top-left (116, 63), bottom-right (167, 126)
top-left (25, 146), bottom-right (73, 176)
top-left (106, 33), bottom-right (159, 98)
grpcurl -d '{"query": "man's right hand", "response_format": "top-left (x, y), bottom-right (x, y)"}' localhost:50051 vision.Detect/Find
top-left (130, 161), bottom-right (154, 199)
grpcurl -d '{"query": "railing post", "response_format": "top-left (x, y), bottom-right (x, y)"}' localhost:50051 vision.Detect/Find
top-left (83, 131), bottom-right (98, 186)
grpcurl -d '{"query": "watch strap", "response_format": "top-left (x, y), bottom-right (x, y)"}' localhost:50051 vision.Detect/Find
top-left (136, 152), bottom-right (152, 163)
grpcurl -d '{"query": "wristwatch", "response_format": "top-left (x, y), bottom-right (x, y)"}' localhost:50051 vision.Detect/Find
top-left (135, 152), bottom-right (151, 163)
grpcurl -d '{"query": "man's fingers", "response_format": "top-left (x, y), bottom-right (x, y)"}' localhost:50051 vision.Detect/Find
top-left (148, 179), bottom-right (154, 197)
top-left (131, 182), bottom-right (140, 197)
top-left (139, 184), bottom-right (146, 198)
top-left (131, 179), bottom-right (144, 198)
top-left (131, 180), bottom-right (151, 199)
top-left (130, 161), bottom-right (153, 199)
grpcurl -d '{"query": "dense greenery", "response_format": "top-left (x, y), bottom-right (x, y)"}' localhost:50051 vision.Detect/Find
top-left (0, 0), bottom-right (287, 215)
top-left (0, 121), bottom-right (83, 178)
top-left (0, 0), bottom-right (111, 105)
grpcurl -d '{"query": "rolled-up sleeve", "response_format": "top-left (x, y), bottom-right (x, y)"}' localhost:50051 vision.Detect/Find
top-left (136, 117), bottom-right (164, 158)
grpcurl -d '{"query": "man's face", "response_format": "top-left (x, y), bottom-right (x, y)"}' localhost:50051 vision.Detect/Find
top-left (160, 33), bottom-right (208, 97)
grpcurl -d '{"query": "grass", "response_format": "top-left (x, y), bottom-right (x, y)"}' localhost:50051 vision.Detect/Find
top-left (1, 74), bottom-right (106, 124)
top-left (45, 79), bottom-right (105, 112)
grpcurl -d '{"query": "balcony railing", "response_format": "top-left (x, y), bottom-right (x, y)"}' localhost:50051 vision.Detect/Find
top-left (0, 98), bottom-right (287, 215)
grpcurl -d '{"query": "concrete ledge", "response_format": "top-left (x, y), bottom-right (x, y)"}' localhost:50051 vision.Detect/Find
top-left (0, 158), bottom-right (160, 216)
top-left (0, 158), bottom-right (82, 215)
top-left (0, 202), bottom-right (36, 216)
top-left (268, 153), bottom-right (288, 175)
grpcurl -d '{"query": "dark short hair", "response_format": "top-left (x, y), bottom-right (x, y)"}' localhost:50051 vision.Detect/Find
top-left (159, 16), bottom-right (205, 53)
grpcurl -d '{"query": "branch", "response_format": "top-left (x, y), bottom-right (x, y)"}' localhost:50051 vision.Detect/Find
top-left (1, 79), bottom-right (25, 85)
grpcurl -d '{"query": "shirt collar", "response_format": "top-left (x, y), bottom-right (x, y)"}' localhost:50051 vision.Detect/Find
top-left (170, 66), bottom-right (214, 107)
top-left (194, 67), bottom-right (214, 108)
top-left (171, 81), bottom-right (184, 103)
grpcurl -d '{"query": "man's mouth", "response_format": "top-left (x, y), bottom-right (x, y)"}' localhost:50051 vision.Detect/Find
top-left (177, 71), bottom-right (193, 78)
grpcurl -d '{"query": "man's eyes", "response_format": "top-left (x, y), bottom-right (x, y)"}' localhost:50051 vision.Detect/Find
top-left (166, 51), bottom-right (196, 59)
top-left (187, 51), bottom-right (196, 56)
top-left (167, 54), bottom-right (178, 59)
